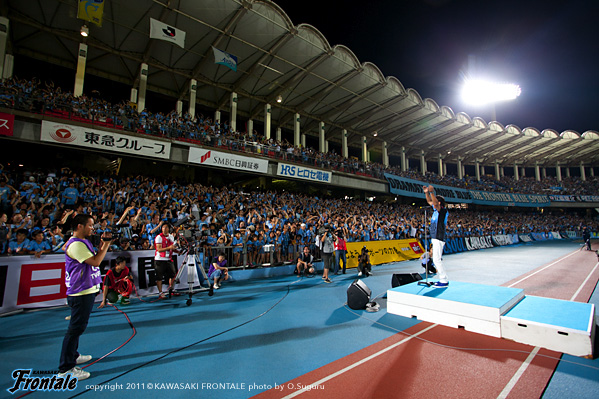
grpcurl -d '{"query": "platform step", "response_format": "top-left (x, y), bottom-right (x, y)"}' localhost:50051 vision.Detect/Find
top-left (387, 281), bottom-right (524, 338)
top-left (501, 296), bottom-right (596, 357)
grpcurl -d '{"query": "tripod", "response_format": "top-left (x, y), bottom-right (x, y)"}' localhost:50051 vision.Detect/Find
top-left (175, 243), bottom-right (214, 306)
top-left (418, 207), bottom-right (433, 287)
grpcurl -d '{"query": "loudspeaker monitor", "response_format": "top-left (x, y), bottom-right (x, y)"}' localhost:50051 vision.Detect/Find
top-left (347, 279), bottom-right (371, 310)
top-left (391, 273), bottom-right (422, 288)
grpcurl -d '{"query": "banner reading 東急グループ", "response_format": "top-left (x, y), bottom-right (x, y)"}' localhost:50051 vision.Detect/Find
top-left (344, 239), bottom-right (424, 269)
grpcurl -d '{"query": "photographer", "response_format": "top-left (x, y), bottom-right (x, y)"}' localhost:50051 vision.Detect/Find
top-left (357, 246), bottom-right (372, 277)
top-left (420, 243), bottom-right (437, 274)
top-left (154, 223), bottom-right (179, 299)
top-left (320, 225), bottom-right (335, 283)
top-left (209, 252), bottom-right (229, 290)
top-left (296, 245), bottom-right (315, 277)
top-left (333, 228), bottom-right (348, 275)
top-left (58, 213), bottom-right (112, 381)
top-left (582, 227), bottom-right (592, 250)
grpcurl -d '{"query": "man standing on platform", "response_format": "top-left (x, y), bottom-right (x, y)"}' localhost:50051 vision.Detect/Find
top-left (423, 185), bottom-right (449, 288)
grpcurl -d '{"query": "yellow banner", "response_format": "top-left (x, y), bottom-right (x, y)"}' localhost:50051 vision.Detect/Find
top-left (344, 239), bottom-right (424, 269)
top-left (78, 0), bottom-right (104, 27)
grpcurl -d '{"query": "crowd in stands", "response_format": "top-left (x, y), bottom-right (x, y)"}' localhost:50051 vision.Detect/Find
top-left (1, 76), bottom-right (599, 197)
top-left (1, 163), bottom-right (596, 268)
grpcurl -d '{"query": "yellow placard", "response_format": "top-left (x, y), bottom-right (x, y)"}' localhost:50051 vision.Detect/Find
top-left (344, 239), bottom-right (424, 269)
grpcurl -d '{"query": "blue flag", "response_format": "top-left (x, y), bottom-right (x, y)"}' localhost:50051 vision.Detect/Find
top-left (212, 47), bottom-right (238, 72)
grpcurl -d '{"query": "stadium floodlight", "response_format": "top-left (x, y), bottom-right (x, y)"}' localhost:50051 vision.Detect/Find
top-left (461, 79), bottom-right (521, 105)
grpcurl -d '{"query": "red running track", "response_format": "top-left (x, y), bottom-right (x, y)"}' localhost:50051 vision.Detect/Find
top-left (254, 249), bottom-right (599, 399)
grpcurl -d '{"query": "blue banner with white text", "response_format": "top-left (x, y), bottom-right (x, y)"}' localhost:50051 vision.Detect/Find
top-left (384, 173), bottom-right (550, 207)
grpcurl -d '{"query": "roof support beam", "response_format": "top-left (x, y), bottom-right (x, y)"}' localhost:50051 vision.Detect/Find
top-left (248, 51), bottom-right (332, 118)
top-left (188, 4), bottom-right (250, 85)
top-left (210, 31), bottom-right (296, 105)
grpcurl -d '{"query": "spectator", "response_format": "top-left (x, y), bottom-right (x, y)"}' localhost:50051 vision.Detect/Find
top-left (8, 228), bottom-right (29, 255)
top-left (0, 212), bottom-right (10, 254)
top-left (25, 229), bottom-right (52, 258)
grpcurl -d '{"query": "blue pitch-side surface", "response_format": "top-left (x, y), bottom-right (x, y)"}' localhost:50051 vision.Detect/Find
top-left (504, 295), bottom-right (594, 332)
top-left (1, 240), bottom-right (597, 398)
top-left (543, 279), bottom-right (599, 399)
top-left (389, 281), bottom-right (523, 309)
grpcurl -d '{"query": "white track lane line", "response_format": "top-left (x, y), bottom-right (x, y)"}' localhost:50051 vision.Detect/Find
top-left (507, 250), bottom-right (579, 288)
top-left (285, 249), bottom-right (593, 398)
top-left (500, 251), bottom-right (597, 398)
top-left (570, 261), bottom-right (599, 301)
top-left (497, 346), bottom-right (540, 399)
top-left (281, 324), bottom-right (437, 398)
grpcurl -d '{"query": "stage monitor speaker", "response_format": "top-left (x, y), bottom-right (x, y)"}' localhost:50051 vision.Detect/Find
top-left (391, 273), bottom-right (422, 288)
top-left (347, 279), bottom-right (371, 310)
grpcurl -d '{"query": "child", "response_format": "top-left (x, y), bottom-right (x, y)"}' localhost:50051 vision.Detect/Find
top-left (99, 256), bottom-right (134, 307)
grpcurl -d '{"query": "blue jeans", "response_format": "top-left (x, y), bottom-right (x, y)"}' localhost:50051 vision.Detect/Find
top-left (334, 250), bottom-right (347, 273)
top-left (59, 293), bottom-right (95, 372)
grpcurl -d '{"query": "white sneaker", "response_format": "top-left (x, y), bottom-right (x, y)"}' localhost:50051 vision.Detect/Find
top-left (58, 366), bottom-right (90, 381)
top-left (76, 354), bottom-right (92, 365)
top-left (213, 284), bottom-right (219, 290)
top-left (358, 272), bottom-right (363, 276)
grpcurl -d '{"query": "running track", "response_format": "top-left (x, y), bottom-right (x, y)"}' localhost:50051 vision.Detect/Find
top-left (256, 245), bottom-right (599, 399)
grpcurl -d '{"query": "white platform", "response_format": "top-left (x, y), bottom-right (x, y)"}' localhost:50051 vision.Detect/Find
top-left (387, 281), bottom-right (596, 357)
top-left (501, 296), bottom-right (596, 357)
top-left (387, 281), bottom-right (524, 338)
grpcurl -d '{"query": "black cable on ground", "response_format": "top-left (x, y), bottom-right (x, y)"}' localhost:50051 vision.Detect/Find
top-left (68, 278), bottom-right (300, 398)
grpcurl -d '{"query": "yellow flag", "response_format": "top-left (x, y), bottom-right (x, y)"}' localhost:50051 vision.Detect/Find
top-left (78, 0), bottom-right (104, 27)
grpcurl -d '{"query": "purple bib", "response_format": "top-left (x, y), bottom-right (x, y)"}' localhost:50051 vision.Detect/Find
top-left (64, 237), bottom-right (102, 295)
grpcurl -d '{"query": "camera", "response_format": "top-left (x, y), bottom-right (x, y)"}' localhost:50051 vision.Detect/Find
top-left (101, 227), bottom-right (121, 241)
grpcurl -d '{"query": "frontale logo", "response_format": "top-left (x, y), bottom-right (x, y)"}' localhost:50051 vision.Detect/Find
top-left (200, 151), bottom-right (211, 163)
top-left (49, 128), bottom-right (76, 143)
top-left (7, 369), bottom-right (78, 394)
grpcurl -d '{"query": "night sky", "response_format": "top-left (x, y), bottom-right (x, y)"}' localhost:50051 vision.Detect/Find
top-left (278, 0), bottom-right (599, 134)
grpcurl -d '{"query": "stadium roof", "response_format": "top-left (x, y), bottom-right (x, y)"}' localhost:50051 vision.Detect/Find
top-left (6, 0), bottom-right (599, 168)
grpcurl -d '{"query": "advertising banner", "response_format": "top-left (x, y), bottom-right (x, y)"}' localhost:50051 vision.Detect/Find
top-left (0, 112), bottom-right (14, 136)
top-left (41, 121), bottom-right (171, 159)
top-left (0, 251), bottom-right (200, 315)
top-left (188, 147), bottom-right (268, 174)
top-left (277, 163), bottom-right (331, 183)
top-left (345, 238), bottom-right (423, 269)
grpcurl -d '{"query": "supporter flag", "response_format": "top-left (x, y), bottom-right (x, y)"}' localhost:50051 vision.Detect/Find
top-left (212, 46), bottom-right (238, 72)
top-left (77, 0), bottom-right (104, 27)
top-left (149, 18), bottom-right (186, 49)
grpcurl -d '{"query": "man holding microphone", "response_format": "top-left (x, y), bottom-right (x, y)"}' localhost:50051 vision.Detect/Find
top-left (423, 185), bottom-right (449, 288)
